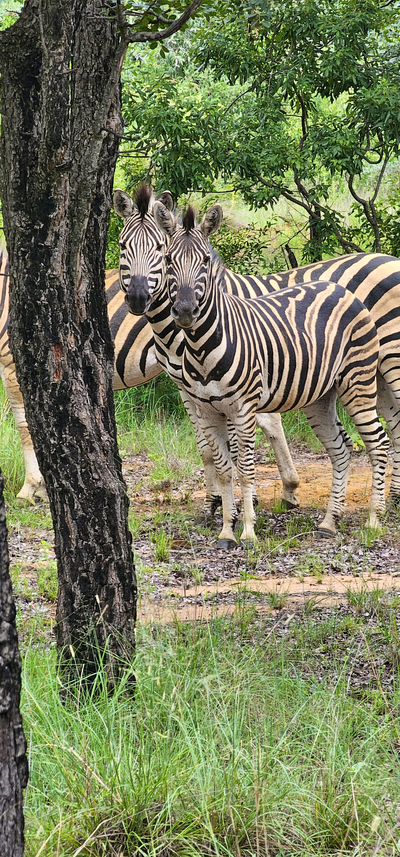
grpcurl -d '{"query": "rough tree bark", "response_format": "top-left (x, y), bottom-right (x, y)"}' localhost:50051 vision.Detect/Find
top-left (0, 473), bottom-right (28, 855)
top-left (0, 0), bottom-right (136, 685)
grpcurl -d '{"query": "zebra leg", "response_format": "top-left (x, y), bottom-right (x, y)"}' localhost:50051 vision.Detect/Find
top-left (303, 390), bottom-right (353, 537)
top-left (179, 389), bottom-right (222, 516)
top-left (0, 361), bottom-right (47, 502)
top-left (255, 412), bottom-right (300, 508)
top-left (376, 371), bottom-right (400, 507)
top-left (199, 411), bottom-right (238, 549)
top-left (341, 397), bottom-right (389, 530)
top-left (235, 413), bottom-right (257, 546)
top-left (227, 419), bottom-right (259, 509)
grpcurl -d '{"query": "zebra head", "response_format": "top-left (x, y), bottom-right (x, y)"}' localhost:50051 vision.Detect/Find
top-left (153, 202), bottom-right (223, 329)
top-left (113, 183), bottom-right (174, 315)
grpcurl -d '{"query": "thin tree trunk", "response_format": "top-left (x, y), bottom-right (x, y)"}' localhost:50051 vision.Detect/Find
top-left (0, 1), bottom-right (136, 685)
top-left (0, 472), bottom-right (28, 856)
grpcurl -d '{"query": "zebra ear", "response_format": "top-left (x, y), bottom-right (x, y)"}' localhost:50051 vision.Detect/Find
top-left (155, 190), bottom-right (174, 211)
top-left (200, 204), bottom-right (223, 238)
top-left (153, 201), bottom-right (177, 236)
top-left (113, 189), bottom-right (134, 219)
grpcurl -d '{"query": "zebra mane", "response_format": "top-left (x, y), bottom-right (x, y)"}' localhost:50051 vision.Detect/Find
top-left (211, 247), bottom-right (229, 292)
top-left (134, 183), bottom-right (153, 220)
top-left (182, 206), bottom-right (196, 233)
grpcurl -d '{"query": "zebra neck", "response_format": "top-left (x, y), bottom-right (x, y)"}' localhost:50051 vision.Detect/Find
top-left (145, 290), bottom-right (185, 369)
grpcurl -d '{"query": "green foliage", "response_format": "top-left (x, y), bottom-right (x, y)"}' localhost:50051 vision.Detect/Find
top-left (119, 0), bottom-right (400, 260)
top-left (121, 53), bottom-right (241, 198)
top-left (151, 527), bottom-right (173, 562)
top-left (114, 374), bottom-right (187, 427)
top-left (211, 221), bottom-right (272, 274)
top-left (0, 0), bottom-right (21, 30)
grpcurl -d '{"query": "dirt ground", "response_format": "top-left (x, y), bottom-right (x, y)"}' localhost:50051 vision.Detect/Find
top-left (121, 448), bottom-right (400, 625)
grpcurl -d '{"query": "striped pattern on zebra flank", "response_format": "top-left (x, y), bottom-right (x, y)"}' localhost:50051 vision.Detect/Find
top-left (105, 268), bottom-right (161, 389)
top-left (222, 253), bottom-right (400, 405)
top-left (153, 201), bottom-right (389, 547)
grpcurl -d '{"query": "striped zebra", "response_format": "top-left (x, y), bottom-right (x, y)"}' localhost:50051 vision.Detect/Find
top-left (140, 201), bottom-right (390, 547)
top-left (117, 185), bottom-right (400, 514)
top-left (114, 184), bottom-right (300, 512)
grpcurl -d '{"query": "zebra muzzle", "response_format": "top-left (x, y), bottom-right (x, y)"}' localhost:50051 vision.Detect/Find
top-left (125, 276), bottom-right (151, 315)
top-left (171, 303), bottom-right (200, 328)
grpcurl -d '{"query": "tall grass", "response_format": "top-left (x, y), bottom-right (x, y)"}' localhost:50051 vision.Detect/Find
top-left (0, 381), bottom-right (26, 498)
top-left (22, 616), bottom-right (400, 856)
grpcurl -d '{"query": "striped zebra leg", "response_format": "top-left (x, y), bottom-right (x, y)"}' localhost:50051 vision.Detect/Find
top-left (197, 409), bottom-right (238, 548)
top-left (303, 391), bottom-right (353, 536)
top-left (228, 414), bottom-right (299, 509)
top-left (234, 412), bottom-right (258, 546)
top-left (339, 384), bottom-right (389, 530)
top-left (227, 419), bottom-right (258, 511)
top-left (179, 390), bottom-right (223, 516)
top-left (376, 371), bottom-right (400, 506)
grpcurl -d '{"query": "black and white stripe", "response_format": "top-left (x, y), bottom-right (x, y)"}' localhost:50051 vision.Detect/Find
top-left (118, 186), bottom-right (400, 517)
top-left (151, 202), bottom-right (389, 547)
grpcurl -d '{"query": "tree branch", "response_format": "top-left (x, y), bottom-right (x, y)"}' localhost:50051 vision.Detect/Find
top-left (127, 0), bottom-right (204, 43)
top-left (255, 173), bottom-right (363, 253)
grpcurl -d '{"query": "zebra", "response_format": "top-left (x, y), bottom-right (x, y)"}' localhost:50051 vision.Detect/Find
top-left (145, 201), bottom-right (390, 548)
top-left (117, 184), bottom-right (400, 512)
top-left (114, 183), bottom-right (300, 512)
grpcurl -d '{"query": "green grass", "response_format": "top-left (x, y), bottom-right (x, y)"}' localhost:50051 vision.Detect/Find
top-left (21, 614), bottom-right (400, 856)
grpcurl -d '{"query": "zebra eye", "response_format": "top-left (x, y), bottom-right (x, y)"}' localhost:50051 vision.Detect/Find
top-left (165, 253), bottom-right (172, 265)
top-left (155, 242), bottom-right (163, 252)
top-left (119, 242), bottom-right (126, 251)
top-left (203, 254), bottom-right (210, 265)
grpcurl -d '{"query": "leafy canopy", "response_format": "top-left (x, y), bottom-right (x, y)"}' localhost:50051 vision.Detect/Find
top-left (120, 0), bottom-right (400, 260)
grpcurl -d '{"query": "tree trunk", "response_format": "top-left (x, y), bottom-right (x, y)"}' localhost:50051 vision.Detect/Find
top-left (0, 1), bottom-right (136, 686)
top-left (0, 472), bottom-right (28, 856)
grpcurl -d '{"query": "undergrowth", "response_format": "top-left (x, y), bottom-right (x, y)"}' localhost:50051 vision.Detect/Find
top-left (22, 614), bottom-right (400, 857)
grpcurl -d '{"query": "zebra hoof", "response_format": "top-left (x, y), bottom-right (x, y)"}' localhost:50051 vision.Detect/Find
top-left (315, 527), bottom-right (336, 539)
top-left (281, 499), bottom-right (299, 510)
top-left (241, 539), bottom-right (255, 549)
top-left (217, 538), bottom-right (238, 550)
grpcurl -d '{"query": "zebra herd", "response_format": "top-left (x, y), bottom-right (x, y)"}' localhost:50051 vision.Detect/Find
top-left (3, 181), bottom-right (400, 547)
top-left (115, 183), bottom-right (400, 547)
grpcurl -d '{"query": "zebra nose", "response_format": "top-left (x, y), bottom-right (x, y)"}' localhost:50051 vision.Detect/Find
top-left (125, 276), bottom-right (150, 315)
top-left (171, 301), bottom-right (200, 328)
top-left (171, 286), bottom-right (200, 327)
